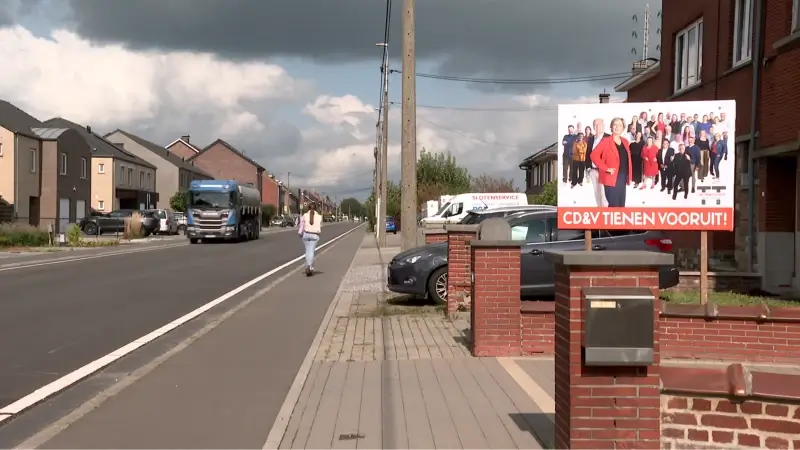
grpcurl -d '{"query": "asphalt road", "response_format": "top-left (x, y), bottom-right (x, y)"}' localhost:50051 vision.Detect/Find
top-left (0, 222), bottom-right (359, 410)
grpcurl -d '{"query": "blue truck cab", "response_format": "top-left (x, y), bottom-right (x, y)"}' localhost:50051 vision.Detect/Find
top-left (185, 180), bottom-right (262, 244)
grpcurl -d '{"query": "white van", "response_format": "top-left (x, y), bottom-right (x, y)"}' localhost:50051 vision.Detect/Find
top-left (420, 192), bottom-right (528, 225)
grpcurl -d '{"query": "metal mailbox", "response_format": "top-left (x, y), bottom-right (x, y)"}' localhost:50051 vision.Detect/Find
top-left (582, 287), bottom-right (655, 367)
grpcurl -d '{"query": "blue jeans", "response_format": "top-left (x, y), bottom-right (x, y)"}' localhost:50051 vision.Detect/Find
top-left (302, 232), bottom-right (319, 268)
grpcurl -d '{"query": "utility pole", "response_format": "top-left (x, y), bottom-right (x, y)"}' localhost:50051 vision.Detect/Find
top-left (400, 0), bottom-right (417, 251)
top-left (377, 42), bottom-right (389, 248)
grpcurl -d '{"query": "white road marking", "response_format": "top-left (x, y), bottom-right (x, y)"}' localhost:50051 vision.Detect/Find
top-left (0, 243), bottom-right (189, 272)
top-left (0, 224), bottom-right (365, 418)
top-left (497, 357), bottom-right (555, 415)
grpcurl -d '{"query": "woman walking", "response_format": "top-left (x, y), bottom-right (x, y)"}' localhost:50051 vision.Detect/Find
top-left (298, 203), bottom-right (322, 276)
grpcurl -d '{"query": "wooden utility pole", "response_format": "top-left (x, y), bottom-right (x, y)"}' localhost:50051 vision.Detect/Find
top-left (284, 172), bottom-right (291, 214)
top-left (378, 46), bottom-right (389, 248)
top-left (400, 0), bottom-right (417, 251)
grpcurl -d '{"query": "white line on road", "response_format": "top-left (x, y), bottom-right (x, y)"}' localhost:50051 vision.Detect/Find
top-left (0, 224), bottom-right (365, 418)
top-left (0, 243), bottom-right (189, 272)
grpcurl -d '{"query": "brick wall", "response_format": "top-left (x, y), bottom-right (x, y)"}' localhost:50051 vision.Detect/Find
top-left (661, 303), bottom-right (800, 364)
top-left (661, 362), bottom-right (800, 449)
top-left (190, 142), bottom-right (263, 198)
top-left (446, 225), bottom-right (478, 314)
top-left (670, 272), bottom-right (762, 293)
top-left (423, 230), bottom-right (447, 245)
top-left (521, 302), bottom-right (555, 354)
top-left (662, 396), bottom-right (800, 449)
top-left (261, 176), bottom-right (280, 206)
top-left (470, 242), bottom-right (522, 357)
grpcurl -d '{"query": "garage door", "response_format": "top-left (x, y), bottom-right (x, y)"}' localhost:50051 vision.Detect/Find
top-left (58, 198), bottom-right (70, 233)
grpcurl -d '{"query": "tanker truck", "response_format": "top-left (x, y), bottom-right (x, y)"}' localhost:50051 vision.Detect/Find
top-left (185, 180), bottom-right (262, 244)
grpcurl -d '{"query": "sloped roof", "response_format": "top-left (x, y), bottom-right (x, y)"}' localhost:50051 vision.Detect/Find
top-left (189, 138), bottom-right (265, 171)
top-left (31, 127), bottom-right (70, 140)
top-left (166, 137), bottom-right (202, 153)
top-left (519, 142), bottom-right (557, 169)
top-left (43, 118), bottom-right (157, 169)
top-left (107, 129), bottom-right (213, 178)
top-left (0, 100), bottom-right (43, 138)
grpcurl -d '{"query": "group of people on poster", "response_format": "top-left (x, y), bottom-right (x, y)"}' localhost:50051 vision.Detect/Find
top-left (560, 110), bottom-right (731, 207)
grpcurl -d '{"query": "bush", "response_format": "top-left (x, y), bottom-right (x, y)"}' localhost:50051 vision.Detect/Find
top-left (66, 224), bottom-right (82, 245)
top-left (261, 204), bottom-right (277, 224)
top-left (0, 223), bottom-right (50, 247)
top-left (123, 212), bottom-right (145, 239)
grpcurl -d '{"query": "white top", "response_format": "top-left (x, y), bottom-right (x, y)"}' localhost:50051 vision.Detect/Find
top-left (302, 211), bottom-right (322, 234)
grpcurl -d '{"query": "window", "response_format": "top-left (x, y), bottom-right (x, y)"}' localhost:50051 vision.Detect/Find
top-left (147, 172), bottom-right (151, 189)
top-left (60, 153), bottom-right (68, 175)
top-left (98, 163), bottom-right (105, 174)
top-left (29, 149), bottom-right (36, 173)
top-left (733, 0), bottom-right (753, 66)
top-left (127, 168), bottom-right (133, 186)
top-left (794, 0), bottom-right (800, 32)
top-left (80, 157), bottom-right (87, 179)
top-left (674, 19), bottom-right (703, 92)
top-left (139, 171), bottom-right (144, 187)
top-left (510, 218), bottom-right (549, 242)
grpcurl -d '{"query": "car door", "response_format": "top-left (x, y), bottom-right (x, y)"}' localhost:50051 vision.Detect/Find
top-left (537, 228), bottom-right (607, 289)
top-left (511, 216), bottom-right (551, 294)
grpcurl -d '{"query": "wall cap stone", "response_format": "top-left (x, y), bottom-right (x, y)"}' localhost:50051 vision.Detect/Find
top-left (661, 363), bottom-right (800, 401)
top-left (544, 250), bottom-right (674, 267)
top-left (445, 224), bottom-right (480, 233)
top-left (470, 240), bottom-right (523, 248)
top-left (422, 228), bottom-right (447, 235)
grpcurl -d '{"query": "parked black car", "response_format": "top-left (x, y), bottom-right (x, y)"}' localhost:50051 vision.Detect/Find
top-left (79, 209), bottom-right (159, 237)
top-left (387, 210), bottom-right (679, 304)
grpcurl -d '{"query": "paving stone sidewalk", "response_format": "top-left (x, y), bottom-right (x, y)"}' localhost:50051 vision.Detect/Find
top-left (277, 233), bottom-right (552, 449)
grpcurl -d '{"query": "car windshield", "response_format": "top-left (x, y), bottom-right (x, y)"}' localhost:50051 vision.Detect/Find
top-left (460, 212), bottom-right (480, 224)
top-left (188, 191), bottom-right (234, 209)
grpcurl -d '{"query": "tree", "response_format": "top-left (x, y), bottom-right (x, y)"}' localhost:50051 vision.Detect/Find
top-left (470, 174), bottom-right (518, 192)
top-left (530, 180), bottom-right (557, 206)
top-left (416, 148), bottom-right (470, 205)
top-left (364, 180), bottom-right (402, 231)
top-left (261, 204), bottom-right (277, 223)
top-left (339, 197), bottom-right (363, 217)
top-left (170, 191), bottom-right (188, 213)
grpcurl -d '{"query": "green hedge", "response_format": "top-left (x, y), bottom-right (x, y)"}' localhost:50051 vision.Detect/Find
top-left (0, 223), bottom-right (50, 247)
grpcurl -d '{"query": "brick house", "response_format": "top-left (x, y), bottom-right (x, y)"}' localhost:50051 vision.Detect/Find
top-left (187, 139), bottom-right (264, 200)
top-left (105, 130), bottom-right (213, 210)
top-left (262, 173), bottom-right (281, 208)
top-left (519, 142), bottom-right (557, 195)
top-left (0, 101), bottom-right (93, 233)
top-left (165, 135), bottom-right (201, 160)
top-left (614, 0), bottom-right (800, 294)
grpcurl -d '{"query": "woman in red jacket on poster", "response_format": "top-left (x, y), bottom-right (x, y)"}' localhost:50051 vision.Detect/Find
top-left (640, 136), bottom-right (659, 189)
top-left (589, 117), bottom-right (633, 207)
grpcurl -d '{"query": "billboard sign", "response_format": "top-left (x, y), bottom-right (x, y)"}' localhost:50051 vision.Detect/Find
top-left (556, 100), bottom-right (736, 231)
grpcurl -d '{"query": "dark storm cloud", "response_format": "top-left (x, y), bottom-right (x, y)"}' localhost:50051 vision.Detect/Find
top-left (65, 0), bottom-right (657, 83)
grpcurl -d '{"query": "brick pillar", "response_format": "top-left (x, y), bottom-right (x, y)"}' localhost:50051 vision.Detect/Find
top-left (470, 240), bottom-right (522, 357)
top-left (446, 224), bottom-right (479, 314)
top-left (545, 250), bottom-right (673, 450)
top-left (423, 229), bottom-right (447, 245)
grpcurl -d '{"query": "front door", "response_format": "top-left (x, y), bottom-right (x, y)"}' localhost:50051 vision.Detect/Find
top-left (28, 196), bottom-right (40, 227)
top-left (58, 198), bottom-right (70, 233)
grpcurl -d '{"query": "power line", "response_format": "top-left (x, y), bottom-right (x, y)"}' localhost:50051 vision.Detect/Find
top-left (390, 101), bottom-right (557, 112)
top-left (416, 116), bottom-right (538, 149)
top-left (389, 69), bottom-right (631, 85)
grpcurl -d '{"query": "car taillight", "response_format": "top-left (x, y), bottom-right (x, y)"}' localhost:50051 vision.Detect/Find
top-left (645, 238), bottom-right (673, 252)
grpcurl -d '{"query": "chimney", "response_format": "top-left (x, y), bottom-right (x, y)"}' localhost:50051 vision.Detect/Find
top-left (599, 92), bottom-right (611, 104)
top-left (182, 135), bottom-right (190, 143)
top-left (86, 125), bottom-right (92, 134)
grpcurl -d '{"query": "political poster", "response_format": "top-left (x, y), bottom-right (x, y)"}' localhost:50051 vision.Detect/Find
top-left (556, 100), bottom-right (736, 231)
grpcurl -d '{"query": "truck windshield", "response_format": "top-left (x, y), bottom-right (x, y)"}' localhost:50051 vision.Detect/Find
top-left (189, 191), bottom-right (235, 209)
top-left (435, 201), bottom-right (451, 216)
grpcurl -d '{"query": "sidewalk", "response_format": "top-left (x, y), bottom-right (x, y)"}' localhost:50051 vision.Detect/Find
top-left (275, 234), bottom-right (554, 449)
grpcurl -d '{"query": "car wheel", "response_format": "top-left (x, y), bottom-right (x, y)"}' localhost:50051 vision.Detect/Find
top-left (427, 266), bottom-right (448, 305)
top-left (189, 238), bottom-right (199, 244)
top-left (82, 223), bottom-right (97, 236)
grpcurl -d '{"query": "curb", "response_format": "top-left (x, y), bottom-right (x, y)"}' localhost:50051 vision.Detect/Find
top-left (262, 228), bottom-right (369, 449)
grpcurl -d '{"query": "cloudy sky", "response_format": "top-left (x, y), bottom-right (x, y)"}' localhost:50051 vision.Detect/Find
top-left (0, 0), bottom-right (660, 200)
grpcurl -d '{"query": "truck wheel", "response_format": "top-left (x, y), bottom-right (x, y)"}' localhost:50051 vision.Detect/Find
top-left (189, 238), bottom-right (199, 244)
